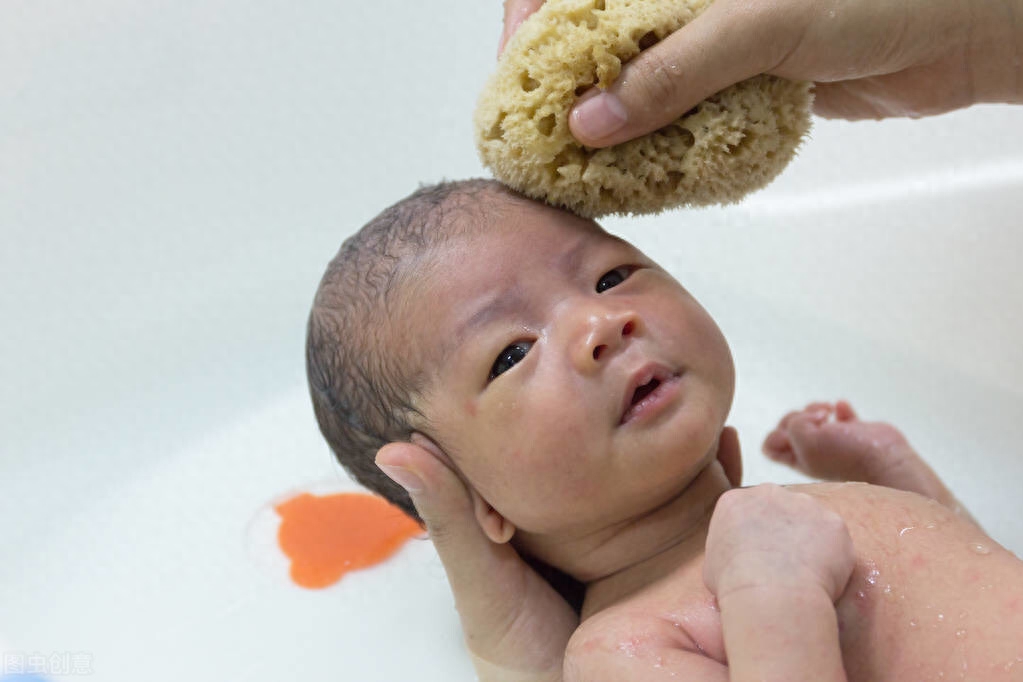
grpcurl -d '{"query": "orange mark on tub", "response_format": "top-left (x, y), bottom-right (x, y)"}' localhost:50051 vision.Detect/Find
top-left (275, 492), bottom-right (423, 588)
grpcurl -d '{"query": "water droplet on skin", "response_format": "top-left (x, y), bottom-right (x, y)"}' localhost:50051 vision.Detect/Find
top-left (883, 584), bottom-right (893, 598)
top-left (925, 523), bottom-right (937, 530)
top-left (900, 526), bottom-right (916, 537)
top-left (970, 542), bottom-right (991, 555)
top-left (866, 567), bottom-right (880, 586)
top-left (857, 590), bottom-right (867, 600)
top-left (937, 613), bottom-right (945, 623)
top-left (909, 619), bottom-right (919, 629)
top-left (955, 629), bottom-right (967, 639)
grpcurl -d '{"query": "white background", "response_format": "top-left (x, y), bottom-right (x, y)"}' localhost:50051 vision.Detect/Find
top-left (1, 0), bottom-right (1021, 679)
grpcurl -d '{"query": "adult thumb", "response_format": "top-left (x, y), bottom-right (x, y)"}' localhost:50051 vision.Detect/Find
top-left (375, 438), bottom-right (516, 588)
top-left (375, 438), bottom-right (476, 543)
top-left (569, 0), bottom-right (801, 147)
top-left (717, 425), bottom-right (743, 488)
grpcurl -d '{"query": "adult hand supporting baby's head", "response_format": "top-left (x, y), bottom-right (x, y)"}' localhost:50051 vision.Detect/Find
top-left (376, 436), bottom-right (578, 682)
top-left (499, 0), bottom-right (1022, 148)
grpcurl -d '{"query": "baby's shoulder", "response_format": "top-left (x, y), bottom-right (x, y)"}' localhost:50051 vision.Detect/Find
top-left (786, 481), bottom-right (985, 571)
top-left (788, 481), bottom-right (962, 535)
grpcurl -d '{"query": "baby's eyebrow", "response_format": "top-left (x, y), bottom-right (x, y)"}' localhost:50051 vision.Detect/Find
top-left (555, 239), bottom-right (587, 275)
top-left (453, 287), bottom-right (527, 347)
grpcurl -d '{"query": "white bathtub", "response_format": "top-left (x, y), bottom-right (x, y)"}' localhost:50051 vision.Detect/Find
top-left (2, 0), bottom-right (1021, 679)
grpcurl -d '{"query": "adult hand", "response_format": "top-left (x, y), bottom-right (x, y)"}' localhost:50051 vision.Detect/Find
top-left (498, 0), bottom-right (1022, 147)
top-left (376, 436), bottom-right (578, 682)
top-left (499, 0), bottom-right (545, 55)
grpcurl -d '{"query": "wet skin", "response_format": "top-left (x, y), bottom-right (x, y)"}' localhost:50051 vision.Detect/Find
top-left (569, 481), bottom-right (1023, 681)
top-left (394, 196), bottom-right (1023, 680)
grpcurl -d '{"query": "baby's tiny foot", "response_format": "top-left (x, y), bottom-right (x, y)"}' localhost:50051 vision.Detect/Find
top-left (762, 400), bottom-right (917, 485)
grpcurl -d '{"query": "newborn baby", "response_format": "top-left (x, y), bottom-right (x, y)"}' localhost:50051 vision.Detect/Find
top-left (306, 179), bottom-right (1023, 680)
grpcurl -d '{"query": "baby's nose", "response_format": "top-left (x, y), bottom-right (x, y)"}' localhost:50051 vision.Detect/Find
top-left (574, 309), bottom-right (640, 371)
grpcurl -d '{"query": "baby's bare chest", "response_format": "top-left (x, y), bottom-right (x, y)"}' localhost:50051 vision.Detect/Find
top-left (596, 484), bottom-right (1023, 680)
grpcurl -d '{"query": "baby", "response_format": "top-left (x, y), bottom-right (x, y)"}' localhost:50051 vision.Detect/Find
top-left (306, 179), bottom-right (1023, 681)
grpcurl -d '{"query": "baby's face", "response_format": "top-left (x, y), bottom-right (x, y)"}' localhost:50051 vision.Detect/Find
top-left (410, 200), bottom-right (735, 536)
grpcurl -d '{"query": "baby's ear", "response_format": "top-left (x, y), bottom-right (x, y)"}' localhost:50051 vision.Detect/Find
top-left (408, 433), bottom-right (516, 544)
top-left (470, 493), bottom-right (516, 544)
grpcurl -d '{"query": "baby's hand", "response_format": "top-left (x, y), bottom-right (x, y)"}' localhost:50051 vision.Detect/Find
top-left (762, 400), bottom-right (915, 484)
top-left (703, 484), bottom-right (855, 602)
top-left (703, 485), bottom-right (854, 681)
top-left (763, 400), bottom-right (977, 526)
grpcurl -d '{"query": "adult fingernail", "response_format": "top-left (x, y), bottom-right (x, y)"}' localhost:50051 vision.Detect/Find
top-left (571, 92), bottom-right (628, 141)
top-left (377, 464), bottom-right (424, 494)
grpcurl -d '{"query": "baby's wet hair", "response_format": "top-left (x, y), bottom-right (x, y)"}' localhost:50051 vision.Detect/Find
top-left (306, 178), bottom-right (520, 522)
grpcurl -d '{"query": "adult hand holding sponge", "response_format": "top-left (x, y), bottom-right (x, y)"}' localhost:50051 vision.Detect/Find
top-left (476, 0), bottom-right (812, 216)
top-left (478, 0), bottom-right (1022, 216)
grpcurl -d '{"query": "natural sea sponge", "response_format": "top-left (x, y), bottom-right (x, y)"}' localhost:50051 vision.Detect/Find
top-left (474, 0), bottom-right (813, 217)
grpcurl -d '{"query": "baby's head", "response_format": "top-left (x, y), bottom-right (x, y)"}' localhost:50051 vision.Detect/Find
top-left (307, 179), bottom-right (735, 553)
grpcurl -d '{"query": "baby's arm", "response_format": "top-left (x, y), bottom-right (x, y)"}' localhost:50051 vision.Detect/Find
top-left (703, 484), bottom-right (853, 682)
top-left (564, 485), bottom-right (854, 682)
top-left (564, 614), bottom-right (729, 682)
top-left (763, 400), bottom-right (978, 525)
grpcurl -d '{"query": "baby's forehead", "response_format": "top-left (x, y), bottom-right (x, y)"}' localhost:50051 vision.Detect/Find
top-left (438, 198), bottom-right (619, 261)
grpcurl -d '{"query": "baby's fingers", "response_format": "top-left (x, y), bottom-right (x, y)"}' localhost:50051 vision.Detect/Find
top-left (835, 400), bottom-right (858, 422)
top-left (777, 402), bottom-right (832, 430)
top-left (764, 402), bottom-right (832, 460)
top-left (762, 428), bottom-right (794, 464)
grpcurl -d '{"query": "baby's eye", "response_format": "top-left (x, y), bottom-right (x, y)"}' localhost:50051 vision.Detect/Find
top-left (489, 341), bottom-right (533, 381)
top-left (596, 266), bottom-right (634, 293)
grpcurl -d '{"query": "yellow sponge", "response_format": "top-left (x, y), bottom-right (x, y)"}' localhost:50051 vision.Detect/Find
top-left (474, 0), bottom-right (813, 217)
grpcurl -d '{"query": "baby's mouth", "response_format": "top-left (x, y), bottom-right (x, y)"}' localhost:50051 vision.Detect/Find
top-left (620, 365), bottom-right (682, 425)
top-left (631, 378), bottom-right (662, 405)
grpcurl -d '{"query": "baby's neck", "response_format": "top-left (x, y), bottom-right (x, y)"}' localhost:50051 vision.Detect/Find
top-left (582, 460), bottom-right (731, 615)
top-left (518, 454), bottom-right (733, 615)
